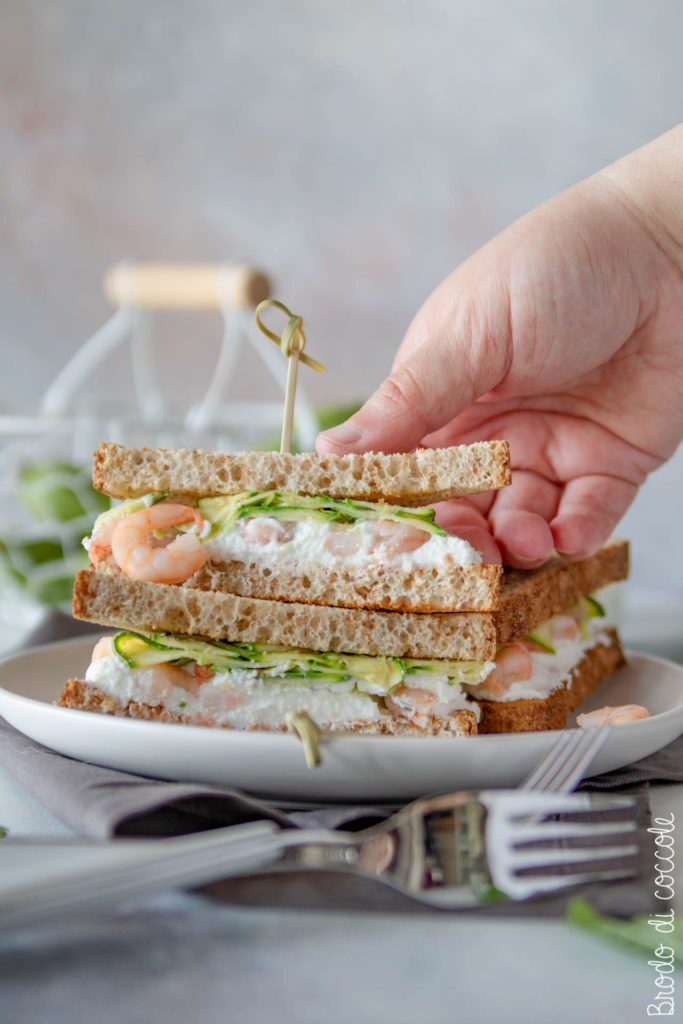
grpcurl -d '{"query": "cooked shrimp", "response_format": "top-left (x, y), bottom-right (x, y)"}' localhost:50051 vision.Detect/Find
top-left (197, 682), bottom-right (242, 718)
top-left (385, 685), bottom-right (436, 727)
top-left (242, 518), bottom-right (296, 546)
top-left (132, 663), bottom-right (198, 705)
top-left (111, 504), bottom-right (208, 584)
top-left (548, 614), bottom-right (579, 642)
top-left (577, 704), bottom-right (650, 728)
top-left (89, 518), bottom-right (117, 567)
top-left (91, 636), bottom-right (113, 660)
top-left (369, 520), bottom-right (427, 562)
top-left (474, 643), bottom-right (533, 698)
top-left (323, 527), bottom-right (361, 558)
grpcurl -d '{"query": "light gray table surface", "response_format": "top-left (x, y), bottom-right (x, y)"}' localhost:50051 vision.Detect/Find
top-left (0, 757), bottom-right (680, 1024)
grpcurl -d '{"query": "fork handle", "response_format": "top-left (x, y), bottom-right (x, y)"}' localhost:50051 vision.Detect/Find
top-left (262, 830), bottom-right (361, 870)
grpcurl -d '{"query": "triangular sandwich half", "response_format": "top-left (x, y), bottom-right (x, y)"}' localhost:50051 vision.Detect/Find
top-left (83, 441), bottom-right (510, 613)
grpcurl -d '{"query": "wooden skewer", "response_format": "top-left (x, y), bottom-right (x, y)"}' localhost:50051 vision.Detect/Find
top-left (281, 340), bottom-right (301, 454)
top-left (285, 711), bottom-right (322, 768)
top-left (103, 262), bottom-right (271, 311)
top-left (254, 300), bottom-right (326, 453)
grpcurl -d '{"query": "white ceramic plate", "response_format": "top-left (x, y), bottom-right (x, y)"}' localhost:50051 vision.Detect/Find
top-left (0, 636), bottom-right (681, 802)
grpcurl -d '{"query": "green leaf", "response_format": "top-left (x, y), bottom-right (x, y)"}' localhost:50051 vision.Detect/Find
top-left (17, 462), bottom-right (108, 522)
top-left (1, 460), bottom-right (114, 609)
top-left (479, 885), bottom-right (508, 903)
top-left (20, 539), bottom-right (65, 566)
top-left (34, 574), bottom-right (80, 606)
top-left (567, 898), bottom-right (683, 961)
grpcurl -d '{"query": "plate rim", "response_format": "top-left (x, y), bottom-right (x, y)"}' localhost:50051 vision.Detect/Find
top-left (1, 635), bottom-right (682, 799)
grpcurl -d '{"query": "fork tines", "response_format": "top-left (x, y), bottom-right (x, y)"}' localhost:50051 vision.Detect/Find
top-left (483, 790), bottom-right (640, 901)
top-left (520, 726), bottom-right (613, 794)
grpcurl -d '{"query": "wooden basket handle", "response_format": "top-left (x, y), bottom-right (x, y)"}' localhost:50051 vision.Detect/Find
top-left (103, 262), bottom-right (271, 311)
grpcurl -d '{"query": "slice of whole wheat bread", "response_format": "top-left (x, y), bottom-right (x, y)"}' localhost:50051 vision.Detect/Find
top-left (58, 679), bottom-right (478, 736)
top-left (475, 630), bottom-right (624, 733)
top-left (188, 559), bottom-right (502, 613)
top-left (92, 441), bottom-right (511, 505)
top-left (72, 569), bottom-right (498, 660)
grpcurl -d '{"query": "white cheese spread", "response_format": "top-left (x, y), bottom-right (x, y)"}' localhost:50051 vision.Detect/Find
top-left (85, 654), bottom-right (480, 729)
top-left (466, 616), bottom-right (613, 703)
top-left (202, 517), bottom-right (481, 573)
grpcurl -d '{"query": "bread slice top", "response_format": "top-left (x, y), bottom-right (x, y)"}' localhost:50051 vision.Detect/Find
top-left (92, 440), bottom-right (511, 505)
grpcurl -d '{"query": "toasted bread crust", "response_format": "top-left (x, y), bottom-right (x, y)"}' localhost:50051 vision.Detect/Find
top-left (190, 560), bottom-right (502, 613)
top-left (92, 441), bottom-right (511, 505)
top-left (58, 679), bottom-right (478, 737)
top-left (72, 569), bottom-right (498, 659)
top-left (475, 630), bottom-right (625, 733)
top-left (495, 540), bottom-right (628, 643)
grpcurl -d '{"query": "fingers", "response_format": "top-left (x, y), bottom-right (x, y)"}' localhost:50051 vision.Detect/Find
top-left (316, 342), bottom-right (473, 454)
top-left (487, 470), bottom-right (560, 568)
top-left (433, 499), bottom-right (502, 564)
top-left (453, 527), bottom-right (502, 565)
top-left (488, 471), bottom-right (636, 566)
top-left (436, 459), bottom-right (637, 567)
top-left (316, 274), bottom-right (512, 454)
top-left (492, 511), bottom-right (556, 568)
top-left (550, 475), bottom-right (639, 558)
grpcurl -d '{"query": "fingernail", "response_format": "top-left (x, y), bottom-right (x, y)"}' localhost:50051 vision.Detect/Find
top-left (505, 549), bottom-right (547, 568)
top-left (319, 422), bottom-right (364, 447)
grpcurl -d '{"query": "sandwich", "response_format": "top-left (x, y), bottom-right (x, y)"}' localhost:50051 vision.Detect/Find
top-left (83, 442), bottom-right (510, 613)
top-left (59, 440), bottom-right (629, 738)
top-left (61, 440), bottom-right (510, 739)
top-left (63, 539), bottom-right (627, 735)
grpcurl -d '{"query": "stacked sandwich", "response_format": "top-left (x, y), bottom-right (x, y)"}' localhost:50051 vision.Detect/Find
top-left (60, 441), bottom-right (628, 737)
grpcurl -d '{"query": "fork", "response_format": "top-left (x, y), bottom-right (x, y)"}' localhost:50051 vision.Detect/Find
top-left (221, 788), bottom-right (638, 907)
top-left (0, 789), bottom-right (638, 925)
top-left (0, 727), bottom-right (628, 926)
top-left (194, 726), bottom-right (633, 907)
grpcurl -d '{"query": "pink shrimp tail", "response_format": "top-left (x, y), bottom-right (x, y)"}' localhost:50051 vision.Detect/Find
top-left (577, 704), bottom-right (650, 728)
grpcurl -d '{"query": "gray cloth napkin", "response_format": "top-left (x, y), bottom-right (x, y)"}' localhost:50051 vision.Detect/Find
top-left (1, 713), bottom-right (680, 917)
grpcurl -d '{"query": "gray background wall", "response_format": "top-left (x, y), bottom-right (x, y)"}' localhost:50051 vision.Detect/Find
top-left (1, 0), bottom-right (682, 596)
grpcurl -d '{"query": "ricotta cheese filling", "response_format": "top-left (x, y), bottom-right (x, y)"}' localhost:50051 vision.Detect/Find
top-left (83, 493), bottom-right (483, 573)
top-left (84, 654), bottom-right (481, 729)
top-left (465, 614), bottom-right (614, 703)
top-left (201, 517), bottom-right (481, 573)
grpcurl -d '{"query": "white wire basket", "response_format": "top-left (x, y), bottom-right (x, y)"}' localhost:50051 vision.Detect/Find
top-left (0, 261), bottom-right (320, 626)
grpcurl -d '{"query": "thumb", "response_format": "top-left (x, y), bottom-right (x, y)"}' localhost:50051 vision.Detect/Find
top-left (316, 279), bottom-right (511, 454)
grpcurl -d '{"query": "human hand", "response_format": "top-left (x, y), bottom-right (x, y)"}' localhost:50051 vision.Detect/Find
top-left (317, 126), bottom-right (683, 567)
